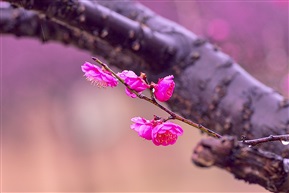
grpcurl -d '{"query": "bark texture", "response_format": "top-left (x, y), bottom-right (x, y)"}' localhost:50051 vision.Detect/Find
top-left (1, 0), bottom-right (289, 192)
top-left (192, 136), bottom-right (289, 192)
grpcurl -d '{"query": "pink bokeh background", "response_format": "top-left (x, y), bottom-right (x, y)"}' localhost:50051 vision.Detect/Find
top-left (1, 1), bottom-right (288, 192)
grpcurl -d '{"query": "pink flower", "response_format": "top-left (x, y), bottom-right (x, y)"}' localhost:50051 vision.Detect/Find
top-left (130, 117), bottom-right (183, 146)
top-left (152, 122), bottom-right (183, 146)
top-left (81, 62), bottom-right (118, 87)
top-left (153, 75), bottom-right (175, 102)
top-left (130, 117), bottom-right (157, 140)
top-left (117, 70), bottom-right (149, 98)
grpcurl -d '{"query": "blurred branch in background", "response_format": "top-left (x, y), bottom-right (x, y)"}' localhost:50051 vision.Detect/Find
top-left (192, 136), bottom-right (289, 192)
top-left (1, 0), bottom-right (288, 192)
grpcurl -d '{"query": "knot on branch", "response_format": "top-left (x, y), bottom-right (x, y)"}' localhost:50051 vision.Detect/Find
top-left (192, 136), bottom-right (235, 167)
top-left (192, 136), bottom-right (289, 192)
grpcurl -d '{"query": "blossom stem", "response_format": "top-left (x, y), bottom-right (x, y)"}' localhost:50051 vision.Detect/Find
top-left (92, 57), bottom-right (222, 139)
top-left (92, 57), bottom-right (126, 85)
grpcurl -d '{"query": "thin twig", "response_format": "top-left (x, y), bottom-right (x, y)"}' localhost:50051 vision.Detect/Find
top-left (242, 134), bottom-right (289, 146)
top-left (92, 57), bottom-right (222, 139)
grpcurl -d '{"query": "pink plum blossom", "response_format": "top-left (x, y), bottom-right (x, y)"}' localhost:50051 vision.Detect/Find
top-left (153, 75), bottom-right (175, 102)
top-left (152, 122), bottom-right (183, 146)
top-left (117, 70), bottom-right (149, 98)
top-left (130, 117), bottom-right (183, 146)
top-left (81, 62), bottom-right (118, 88)
top-left (131, 117), bottom-right (158, 140)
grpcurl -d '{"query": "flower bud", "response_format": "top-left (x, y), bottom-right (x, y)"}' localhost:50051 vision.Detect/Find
top-left (130, 117), bottom-right (183, 146)
top-left (153, 75), bottom-right (175, 102)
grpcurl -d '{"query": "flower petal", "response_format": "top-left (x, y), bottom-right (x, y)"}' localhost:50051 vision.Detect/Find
top-left (118, 70), bottom-right (149, 98)
top-left (81, 62), bottom-right (118, 87)
top-left (130, 117), bottom-right (153, 140)
top-left (152, 122), bottom-right (183, 146)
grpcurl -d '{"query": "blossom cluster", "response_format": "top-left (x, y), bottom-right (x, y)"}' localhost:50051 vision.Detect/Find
top-left (131, 117), bottom-right (183, 146)
top-left (81, 61), bottom-right (183, 146)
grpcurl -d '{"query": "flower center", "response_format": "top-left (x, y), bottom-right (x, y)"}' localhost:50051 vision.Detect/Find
top-left (155, 130), bottom-right (177, 145)
top-left (87, 77), bottom-right (108, 88)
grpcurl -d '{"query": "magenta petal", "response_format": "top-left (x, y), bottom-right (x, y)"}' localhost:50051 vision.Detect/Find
top-left (81, 62), bottom-right (118, 87)
top-left (130, 117), bottom-right (153, 140)
top-left (152, 122), bottom-right (183, 146)
top-left (118, 70), bottom-right (149, 98)
top-left (125, 88), bottom-right (137, 98)
top-left (138, 125), bottom-right (153, 140)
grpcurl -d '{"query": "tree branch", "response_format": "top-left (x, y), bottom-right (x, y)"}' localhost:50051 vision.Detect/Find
top-left (0, 1), bottom-right (147, 71)
top-left (243, 134), bottom-right (289, 146)
top-left (192, 136), bottom-right (289, 193)
top-left (0, 2), bottom-right (115, 57)
top-left (2, 0), bottom-right (289, 191)
top-left (4, 0), bottom-right (180, 73)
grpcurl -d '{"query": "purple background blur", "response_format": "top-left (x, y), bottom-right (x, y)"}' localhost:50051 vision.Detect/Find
top-left (2, 1), bottom-right (288, 192)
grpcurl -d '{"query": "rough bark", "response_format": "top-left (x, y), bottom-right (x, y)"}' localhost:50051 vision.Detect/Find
top-left (192, 136), bottom-right (289, 192)
top-left (1, 0), bottom-right (289, 192)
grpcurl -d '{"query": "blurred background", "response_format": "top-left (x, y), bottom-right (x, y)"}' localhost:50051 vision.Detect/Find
top-left (2, 0), bottom-right (288, 192)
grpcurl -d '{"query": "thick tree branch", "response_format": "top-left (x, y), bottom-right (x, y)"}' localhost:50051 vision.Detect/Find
top-left (4, 0), bottom-right (180, 73)
top-left (192, 136), bottom-right (289, 193)
top-left (0, 2), bottom-right (113, 57)
top-left (2, 0), bottom-right (289, 191)
top-left (0, 1), bottom-right (147, 72)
